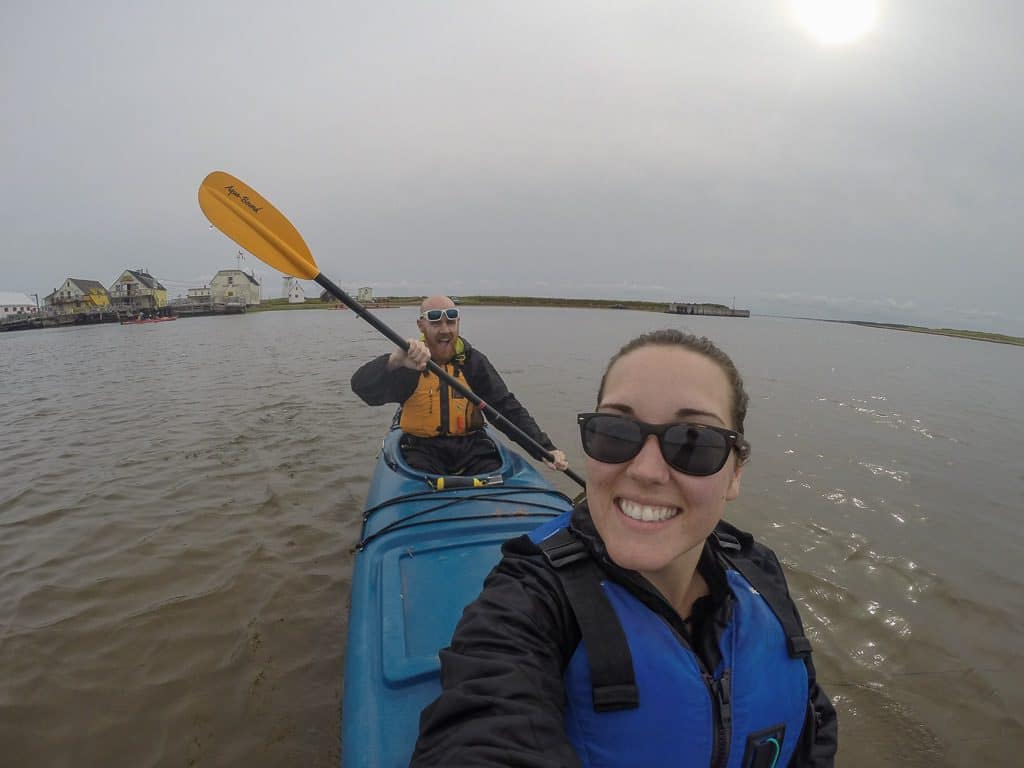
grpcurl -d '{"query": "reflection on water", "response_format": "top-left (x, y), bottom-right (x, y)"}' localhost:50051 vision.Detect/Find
top-left (1, 309), bottom-right (1022, 766)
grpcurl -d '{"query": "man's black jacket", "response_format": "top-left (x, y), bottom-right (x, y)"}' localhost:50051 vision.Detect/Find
top-left (350, 336), bottom-right (556, 455)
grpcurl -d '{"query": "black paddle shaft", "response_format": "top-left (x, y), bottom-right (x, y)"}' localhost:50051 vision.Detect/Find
top-left (316, 274), bottom-right (586, 488)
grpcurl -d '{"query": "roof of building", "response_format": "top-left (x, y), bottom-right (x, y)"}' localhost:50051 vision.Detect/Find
top-left (125, 270), bottom-right (166, 290)
top-left (43, 279), bottom-right (109, 301)
top-left (70, 279), bottom-right (110, 294)
top-left (214, 269), bottom-right (261, 286)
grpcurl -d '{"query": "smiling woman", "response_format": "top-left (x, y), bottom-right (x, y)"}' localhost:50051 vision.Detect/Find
top-left (409, 329), bottom-right (838, 768)
top-left (789, 0), bottom-right (880, 45)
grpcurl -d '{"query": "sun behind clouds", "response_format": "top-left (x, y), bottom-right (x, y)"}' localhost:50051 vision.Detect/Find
top-left (789, 0), bottom-right (880, 46)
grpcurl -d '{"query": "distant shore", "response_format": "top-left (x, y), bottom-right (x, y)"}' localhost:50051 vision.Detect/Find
top-left (247, 296), bottom-right (1024, 347)
top-left (764, 314), bottom-right (1024, 347)
top-left (842, 320), bottom-right (1024, 347)
top-left (255, 295), bottom-right (670, 312)
top-left (5, 296), bottom-right (1018, 345)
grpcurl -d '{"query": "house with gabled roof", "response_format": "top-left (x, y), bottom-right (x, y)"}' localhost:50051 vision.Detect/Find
top-left (210, 269), bottom-right (261, 306)
top-left (108, 269), bottom-right (168, 311)
top-left (44, 279), bottom-right (111, 315)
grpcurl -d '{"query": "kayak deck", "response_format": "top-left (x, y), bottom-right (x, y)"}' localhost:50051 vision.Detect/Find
top-left (341, 428), bottom-right (574, 767)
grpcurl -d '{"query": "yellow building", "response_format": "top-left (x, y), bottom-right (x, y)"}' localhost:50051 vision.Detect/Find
top-left (45, 279), bottom-right (111, 315)
top-left (109, 270), bottom-right (168, 311)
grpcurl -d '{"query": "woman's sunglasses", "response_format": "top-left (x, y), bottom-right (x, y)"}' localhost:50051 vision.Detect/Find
top-left (577, 412), bottom-right (748, 477)
top-left (419, 308), bottom-right (460, 322)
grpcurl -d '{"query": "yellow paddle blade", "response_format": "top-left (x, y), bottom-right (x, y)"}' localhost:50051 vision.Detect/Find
top-left (198, 171), bottom-right (319, 280)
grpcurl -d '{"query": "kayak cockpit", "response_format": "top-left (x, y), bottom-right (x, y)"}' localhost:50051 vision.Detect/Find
top-left (341, 427), bottom-right (574, 767)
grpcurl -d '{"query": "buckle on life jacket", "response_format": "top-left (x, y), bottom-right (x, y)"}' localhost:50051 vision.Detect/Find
top-left (742, 724), bottom-right (786, 768)
top-left (787, 636), bottom-right (812, 657)
top-left (713, 529), bottom-right (742, 551)
top-left (539, 530), bottom-right (590, 568)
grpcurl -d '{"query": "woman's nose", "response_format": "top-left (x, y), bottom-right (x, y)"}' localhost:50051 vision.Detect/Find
top-left (625, 435), bottom-right (670, 482)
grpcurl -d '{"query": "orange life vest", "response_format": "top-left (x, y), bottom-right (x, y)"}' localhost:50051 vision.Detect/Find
top-left (399, 361), bottom-right (484, 437)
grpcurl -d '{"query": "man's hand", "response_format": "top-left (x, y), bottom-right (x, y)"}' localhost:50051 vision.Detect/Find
top-left (388, 339), bottom-right (431, 371)
top-left (544, 449), bottom-right (569, 472)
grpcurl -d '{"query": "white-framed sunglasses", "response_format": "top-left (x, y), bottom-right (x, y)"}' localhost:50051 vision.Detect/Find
top-left (419, 308), bottom-right (460, 322)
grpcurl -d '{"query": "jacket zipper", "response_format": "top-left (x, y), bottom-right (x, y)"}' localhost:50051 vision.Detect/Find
top-left (598, 548), bottom-right (734, 767)
top-left (705, 669), bottom-right (732, 768)
top-left (438, 368), bottom-right (449, 435)
top-left (636, 578), bottom-right (733, 768)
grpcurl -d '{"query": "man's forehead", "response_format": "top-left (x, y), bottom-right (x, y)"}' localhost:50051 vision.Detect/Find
top-left (420, 296), bottom-right (454, 312)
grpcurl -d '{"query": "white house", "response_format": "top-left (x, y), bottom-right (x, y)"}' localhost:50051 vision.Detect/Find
top-left (0, 292), bottom-right (39, 319)
top-left (210, 269), bottom-right (261, 306)
top-left (283, 277), bottom-right (306, 304)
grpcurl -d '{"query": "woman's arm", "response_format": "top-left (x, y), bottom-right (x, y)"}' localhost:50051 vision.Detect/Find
top-left (410, 539), bottom-right (582, 768)
top-left (792, 660), bottom-right (838, 767)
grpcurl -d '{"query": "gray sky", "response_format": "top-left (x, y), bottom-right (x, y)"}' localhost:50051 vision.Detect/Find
top-left (3, 1), bottom-right (1022, 334)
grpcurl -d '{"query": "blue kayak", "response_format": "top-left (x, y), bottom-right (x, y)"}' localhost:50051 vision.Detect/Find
top-left (340, 427), bottom-right (574, 767)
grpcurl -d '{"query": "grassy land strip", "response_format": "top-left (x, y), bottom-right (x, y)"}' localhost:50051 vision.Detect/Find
top-left (248, 300), bottom-right (330, 311)
top-left (847, 321), bottom-right (1024, 347)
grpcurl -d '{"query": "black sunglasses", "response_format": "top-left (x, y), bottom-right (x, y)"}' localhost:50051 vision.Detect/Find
top-left (419, 308), bottom-right (460, 322)
top-left (577, 412), bottom-right (747, 477)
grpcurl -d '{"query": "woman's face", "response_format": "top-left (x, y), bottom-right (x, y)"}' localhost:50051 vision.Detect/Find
top-left (586, 344), bottom-right (744, 589)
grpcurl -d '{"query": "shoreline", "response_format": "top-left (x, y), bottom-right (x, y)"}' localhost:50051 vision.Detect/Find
top-left (7, 296), bottom-right (1021, 346)
top-left (762, 314), bottom-right (1024, 347)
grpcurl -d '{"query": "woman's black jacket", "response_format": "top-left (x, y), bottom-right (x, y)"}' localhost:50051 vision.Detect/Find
top-left (409, 505), bottom-right (838, 767)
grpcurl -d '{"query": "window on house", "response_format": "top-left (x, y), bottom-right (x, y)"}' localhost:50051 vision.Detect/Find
top-left (227, 276), bottom-right (234, 284)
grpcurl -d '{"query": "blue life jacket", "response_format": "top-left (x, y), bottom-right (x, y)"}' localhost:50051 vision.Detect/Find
top-left (529, 511), bottom-right (811, 768)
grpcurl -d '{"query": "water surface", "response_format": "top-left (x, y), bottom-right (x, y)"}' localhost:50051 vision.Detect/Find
top-left (2, 308), bottom-right (1022, 766)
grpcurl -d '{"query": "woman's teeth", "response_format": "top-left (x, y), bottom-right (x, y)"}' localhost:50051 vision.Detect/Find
top-left (618, 498), bottom-right (679, 523)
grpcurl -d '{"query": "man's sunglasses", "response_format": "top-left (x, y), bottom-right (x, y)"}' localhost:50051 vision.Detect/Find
top-left (577, 412), bottom-right (748, 477)
top-left (419, 308), bottom-right (460, 322)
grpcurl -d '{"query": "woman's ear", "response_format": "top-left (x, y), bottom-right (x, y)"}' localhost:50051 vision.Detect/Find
top-left (724, 462), bottom-right (743, 501)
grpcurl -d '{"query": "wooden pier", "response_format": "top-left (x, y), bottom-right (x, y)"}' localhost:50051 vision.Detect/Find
top-left (0, 304), bottom-right (244, 332)
top-left (665, 302), bottom-right (749, 318)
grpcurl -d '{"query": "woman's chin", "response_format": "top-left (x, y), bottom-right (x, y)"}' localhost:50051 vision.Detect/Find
top-left (605, 539), bottom-right (677, 576)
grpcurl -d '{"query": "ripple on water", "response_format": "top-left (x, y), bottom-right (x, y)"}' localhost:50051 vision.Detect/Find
top-left (778, 517), bottom-right (1024, 765)
top-left (814, 394), bottom-right (964, 444)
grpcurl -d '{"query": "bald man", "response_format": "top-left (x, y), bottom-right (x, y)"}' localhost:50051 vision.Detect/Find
top-left (352, 295), bottom-right (569, 476)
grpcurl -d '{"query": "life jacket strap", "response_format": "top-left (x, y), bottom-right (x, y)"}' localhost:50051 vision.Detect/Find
top-left (714, 531), bottom-right (812, 660)
top-left (539, 528), bottom-right (640, 712)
